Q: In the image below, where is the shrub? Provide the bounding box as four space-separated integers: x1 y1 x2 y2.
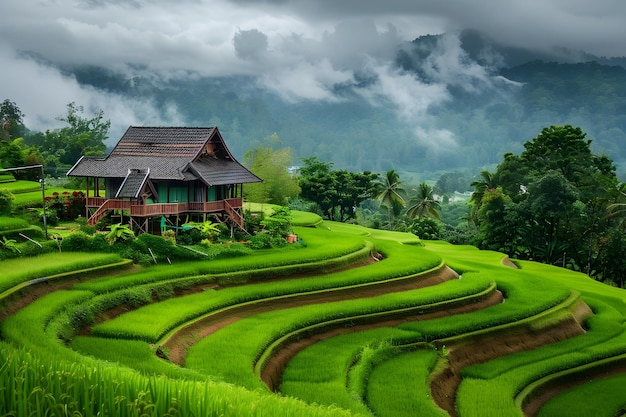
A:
410 217 442 240
162 229 176 243
105 223 135 245
69 305 94 331
126 287 153 308
17 239 58 257
79 224 97 235
0 236 20 254
42 211 59 226
0 189 14 215
62 232 111 253
249 231 287 249
213 242 253 258
244 209 265 234
0 225 44 240
261 206 293 237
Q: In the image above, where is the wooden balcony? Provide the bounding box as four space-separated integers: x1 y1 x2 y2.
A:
88 198 242 217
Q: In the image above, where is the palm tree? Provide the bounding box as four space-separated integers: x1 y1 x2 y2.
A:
606 183 626 228
374 170 406 224
406 182 441 219
470 169 497 205
469 169 497 224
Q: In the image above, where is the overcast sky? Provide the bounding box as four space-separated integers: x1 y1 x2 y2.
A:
2 0 626 140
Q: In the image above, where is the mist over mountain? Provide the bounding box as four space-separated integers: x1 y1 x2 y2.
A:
48 29 626 179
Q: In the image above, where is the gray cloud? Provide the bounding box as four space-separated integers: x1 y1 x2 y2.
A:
1 0 625 145
233 29 269 60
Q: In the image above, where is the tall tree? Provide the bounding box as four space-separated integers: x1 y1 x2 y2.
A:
469 169 497 224
520 125 615 200
374 169 406 225
472 125 619 277
606 183 626 229
39 102 109 166
0 99 26 140
298 157 378 222
406 182 441 219
524 171 580 263
475 187 521 254
243 141 300 205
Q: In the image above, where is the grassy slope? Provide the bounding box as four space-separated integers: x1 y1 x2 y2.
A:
0 220 625 416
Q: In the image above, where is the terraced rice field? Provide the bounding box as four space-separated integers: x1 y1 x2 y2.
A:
1 218 626 416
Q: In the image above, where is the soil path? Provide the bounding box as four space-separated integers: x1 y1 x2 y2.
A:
260 289 505 391
429 299 593 417
161 264 461 365
522 356 626 417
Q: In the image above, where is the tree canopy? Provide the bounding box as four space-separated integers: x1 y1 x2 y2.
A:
0 99 26 140
298 156 378 222
243 136 300 205
25 102 110 171
471 125 622 284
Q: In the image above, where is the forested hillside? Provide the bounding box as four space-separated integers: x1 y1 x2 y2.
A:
21 30 626 178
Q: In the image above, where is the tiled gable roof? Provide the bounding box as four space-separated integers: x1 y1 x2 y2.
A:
188 156 262 186
67 126 261 185
111 127 215 158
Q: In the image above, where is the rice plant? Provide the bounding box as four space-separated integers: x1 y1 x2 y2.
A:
184 274 492 388
365 348 448 417
538 373 626 417
0 252 123 295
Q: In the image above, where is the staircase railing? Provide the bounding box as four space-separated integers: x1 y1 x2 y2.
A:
87 200 132 226
224 199 247 232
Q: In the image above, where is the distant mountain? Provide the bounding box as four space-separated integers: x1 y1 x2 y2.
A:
61 30 626 180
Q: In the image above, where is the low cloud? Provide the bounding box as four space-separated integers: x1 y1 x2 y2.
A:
233 29 269 60
0 42 183 144
2 0 625 154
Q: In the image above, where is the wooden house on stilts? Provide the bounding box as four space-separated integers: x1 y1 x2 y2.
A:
67 126 262 234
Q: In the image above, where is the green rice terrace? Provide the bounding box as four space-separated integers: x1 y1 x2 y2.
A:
1 206 626 416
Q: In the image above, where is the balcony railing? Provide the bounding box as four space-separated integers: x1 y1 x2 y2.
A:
88 198 242 217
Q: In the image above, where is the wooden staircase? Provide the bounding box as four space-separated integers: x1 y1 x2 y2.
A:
87 200 131 226
224 199 248 233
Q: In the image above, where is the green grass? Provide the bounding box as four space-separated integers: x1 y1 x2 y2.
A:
517 260 626 315
283 329 414 416
291 210 323 226
2 217 626 417
244 202 322 226
91 240 442 342
70 336 209 381
0 341 363 417
538 373 626 417
0 216 30 230
455 298 626 417
0 252 123 295
184 274 492 389
366 349 448 417
1 288 365 417
0 180 41 194
74 226 372 294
